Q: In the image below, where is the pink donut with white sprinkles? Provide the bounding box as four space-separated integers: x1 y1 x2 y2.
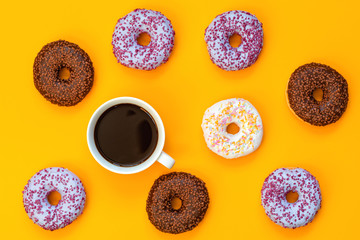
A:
23 167 86 231
112 9 175 70
201 98 263 159
204 10 263 71
261 168 322 228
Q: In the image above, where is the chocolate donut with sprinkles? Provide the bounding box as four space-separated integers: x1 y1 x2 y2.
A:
201 98 263 158
112 9 175 70
261 168 322 229
205 10 263 71
23 167 86 231
287 62 348 126
33 40 94 106
146 172 209 234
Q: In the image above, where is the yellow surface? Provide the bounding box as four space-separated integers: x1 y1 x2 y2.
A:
1 0 359 239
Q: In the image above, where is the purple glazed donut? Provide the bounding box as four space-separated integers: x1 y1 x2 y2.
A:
112 9 175 70
205 10 263 71
261 168 322 228
23 167 86 231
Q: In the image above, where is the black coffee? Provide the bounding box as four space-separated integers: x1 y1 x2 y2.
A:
94 104 158 167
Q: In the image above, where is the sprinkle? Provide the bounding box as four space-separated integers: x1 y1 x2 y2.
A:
23 167 86 231
261 168 322 228
201 98 263 158
146 172 209 234
287 63 348 126
33 40 94 106
112 9 175 70
204 10 263 71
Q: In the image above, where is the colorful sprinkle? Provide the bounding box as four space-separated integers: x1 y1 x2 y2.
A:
201 98 263 158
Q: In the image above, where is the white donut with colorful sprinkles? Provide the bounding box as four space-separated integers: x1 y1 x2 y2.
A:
205 10 263 71
23 167 86 231
261 168 322 228
112 8 175 70
201 98 263 158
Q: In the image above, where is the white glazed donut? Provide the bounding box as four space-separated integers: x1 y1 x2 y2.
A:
205 10 263 71
261 168 322 228
112 8 175 70
201 98 263 158
23 167 86 231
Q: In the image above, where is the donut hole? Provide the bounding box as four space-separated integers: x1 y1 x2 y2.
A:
171 197 182 210
137 32 151 46
47 191 61 206
58 67 71 81
313 88 324 102
229 33 242 48
286 191 299 203
226 123 240 135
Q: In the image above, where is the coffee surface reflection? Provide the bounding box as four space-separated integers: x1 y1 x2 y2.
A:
94 104 158 167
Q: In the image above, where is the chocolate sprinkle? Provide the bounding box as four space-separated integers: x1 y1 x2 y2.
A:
33 40 94 106
287 62 348 126
146 172 210 234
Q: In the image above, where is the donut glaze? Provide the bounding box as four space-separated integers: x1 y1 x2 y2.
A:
23 167 86 230
33 40 94 106
146 172 209 234
287 63 348 126
205 10 263 71
261 168 322 228
112 9 175 70
201 98 263 158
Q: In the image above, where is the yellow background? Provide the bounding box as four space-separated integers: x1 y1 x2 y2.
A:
1 0 359 239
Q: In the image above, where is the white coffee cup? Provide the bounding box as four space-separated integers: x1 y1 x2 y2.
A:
87 97 175 174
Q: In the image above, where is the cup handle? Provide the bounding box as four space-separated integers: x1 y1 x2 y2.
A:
156 152 175 169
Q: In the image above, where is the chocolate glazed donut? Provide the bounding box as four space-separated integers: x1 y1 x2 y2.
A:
287 63 348 126
146 172 209 234
33 40 94 106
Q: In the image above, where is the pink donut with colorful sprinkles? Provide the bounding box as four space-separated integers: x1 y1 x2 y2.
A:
201 98 263 159
112 8 175 70
261 168 322 229
204 10 263 71
23 167 86 231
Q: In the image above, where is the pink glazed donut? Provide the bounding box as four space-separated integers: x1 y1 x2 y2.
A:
205 10 263 71
112 8 175 70
23 167 86 230
261 168 322 228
